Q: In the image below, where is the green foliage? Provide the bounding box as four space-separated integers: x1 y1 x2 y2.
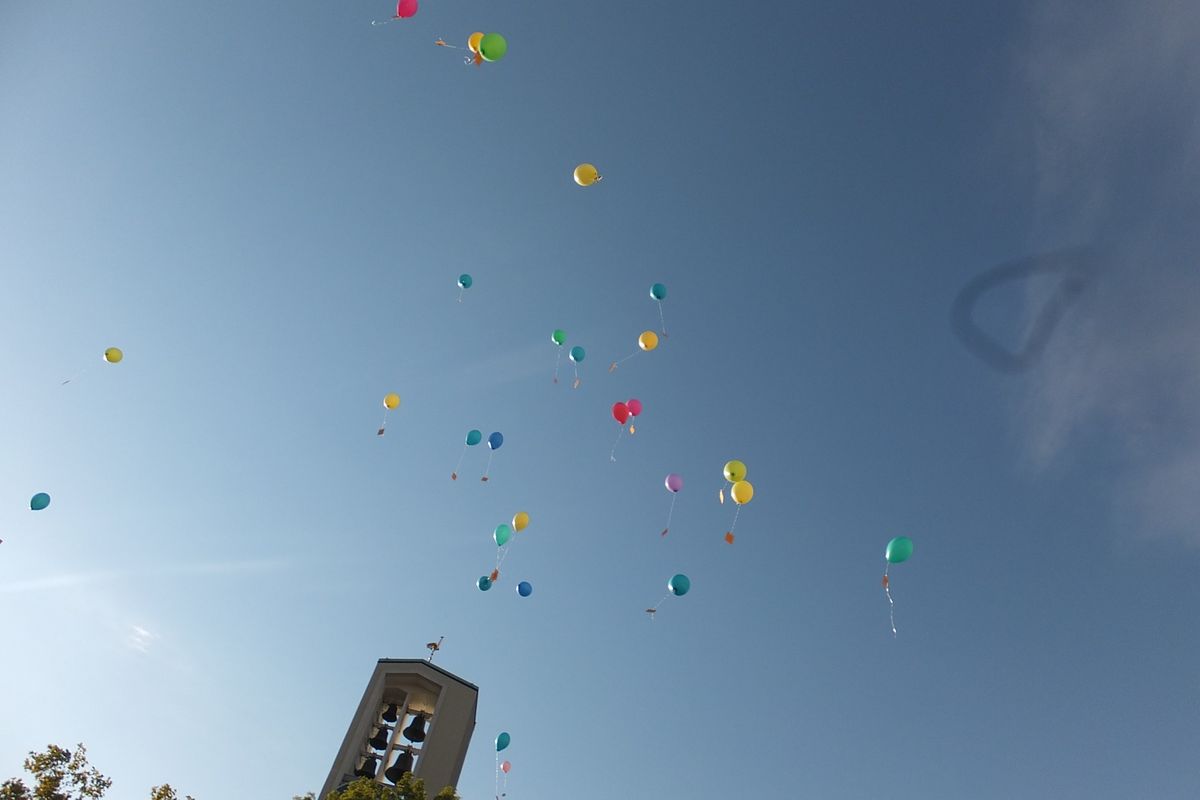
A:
323 776 459 800
0 745 193 800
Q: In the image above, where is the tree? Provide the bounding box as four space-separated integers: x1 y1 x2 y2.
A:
0 745 192 800
323 776 459 800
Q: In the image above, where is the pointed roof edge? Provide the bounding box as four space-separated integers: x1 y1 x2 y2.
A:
376 658 479 692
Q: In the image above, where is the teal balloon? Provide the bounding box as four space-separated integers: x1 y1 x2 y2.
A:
496 732 511 752
551 329 567 346
466 429 482 446
668 573 690 596
458 273 473 289
478 576 492 591
569 346 585 363
30 492 50 511
650 283 667 300
494 524 513 547
885 536 914 564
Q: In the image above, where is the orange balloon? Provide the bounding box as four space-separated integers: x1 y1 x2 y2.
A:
467 32 484 53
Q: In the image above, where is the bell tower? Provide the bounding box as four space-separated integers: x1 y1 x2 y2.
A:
320 657 478 798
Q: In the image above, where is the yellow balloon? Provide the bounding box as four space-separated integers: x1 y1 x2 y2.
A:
467 32 484 53
638 330 659 352
383 393 401 410
723 460 747 483
730 480 754 505
103 347 123 364
573 163 600 187
512 511 530 532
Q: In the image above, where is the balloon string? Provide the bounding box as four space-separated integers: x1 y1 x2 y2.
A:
60 367 89 386
495 752 500 800
451 444 466 480
662 493 677 536
610 426 624 462
729 504 741 533
884 563 896 637
657 301 668 338
647 593 669 619
377 410 389 436
457 287 465 303
372 17 399 26
572 364 581 389
553 349 562 384
608 353 636 373
481 450 495 481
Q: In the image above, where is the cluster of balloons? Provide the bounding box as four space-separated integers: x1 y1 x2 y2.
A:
719 460 754 543
573 163 601 186
478 511 531 590
550 328 585 387
882 536 914 637
610 398 644 460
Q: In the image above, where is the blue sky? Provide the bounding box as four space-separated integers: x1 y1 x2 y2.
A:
2 1 1199 798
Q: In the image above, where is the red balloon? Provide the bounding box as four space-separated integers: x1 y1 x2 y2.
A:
627 398 643 417
396 0 418 18
612 402 630 424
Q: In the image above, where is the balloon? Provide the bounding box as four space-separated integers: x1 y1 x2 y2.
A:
496 732 511 752
730 480 754 505
552 329 566 346
885 536 914 564
458 273 473 289
500 760 512 774
467 31 484 53
512 511 530 532
383 393 400 410
665 473 683 493
494 524 513 547
30 492 50 511
668 574 691 596
488 432 504 450
466 429 483 446
396 0 418 18
612 402 630 425
103 347 123 364
627 398 643 417
569 346 585 363
723 460 747 483
573 163 600 186
517 581 532 597
650 283 667 301
478 575 492 591
638 330 659 351
479 33 507 62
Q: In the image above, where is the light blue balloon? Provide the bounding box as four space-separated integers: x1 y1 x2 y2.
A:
488 431 504 450
517 581 533 597
494 524 513 547
569 346 586 363
478 576 492 591
466 429 482 446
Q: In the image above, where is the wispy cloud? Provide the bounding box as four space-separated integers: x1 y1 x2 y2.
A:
0 556 293 594
125 624 157 653
1014 0 1200 544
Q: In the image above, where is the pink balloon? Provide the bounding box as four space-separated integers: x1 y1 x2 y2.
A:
665 473 683 493
396 0 418 18
500 760 512 774
612 402 630 425
627 398 643 417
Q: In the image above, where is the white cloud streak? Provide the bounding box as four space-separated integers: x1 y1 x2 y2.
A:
0 556 292 594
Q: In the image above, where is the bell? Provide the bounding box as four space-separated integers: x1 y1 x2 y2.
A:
368 725 390 751
355 755 379 779
384 748 414 784
382 704 399 723
402 712 427 743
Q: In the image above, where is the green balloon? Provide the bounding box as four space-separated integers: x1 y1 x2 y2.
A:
551 329 567 346
885 536 913 564
466 429 482 446
494 524 513 547
479 33 508 62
